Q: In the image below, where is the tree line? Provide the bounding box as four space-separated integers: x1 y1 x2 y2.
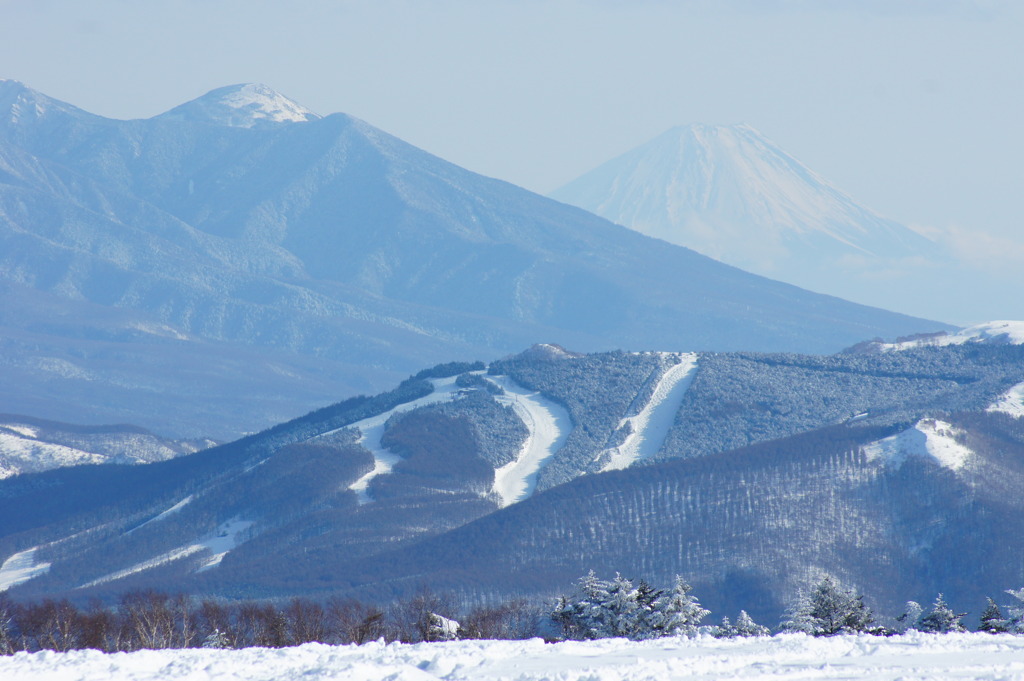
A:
5 572 1024 654
0 588 542 654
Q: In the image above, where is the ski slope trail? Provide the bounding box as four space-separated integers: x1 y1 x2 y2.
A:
346 376 462 504
602 353 698 471
79 519 255 588
0 547 50 591
487 375 572 507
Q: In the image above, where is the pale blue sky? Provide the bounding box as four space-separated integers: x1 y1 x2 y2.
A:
2 0 1021 323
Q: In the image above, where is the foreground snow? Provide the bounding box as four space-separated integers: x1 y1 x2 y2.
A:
5 633 1024 680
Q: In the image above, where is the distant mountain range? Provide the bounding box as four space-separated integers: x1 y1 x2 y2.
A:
0 81 949 439
550 124 946 317
2 333 1022 623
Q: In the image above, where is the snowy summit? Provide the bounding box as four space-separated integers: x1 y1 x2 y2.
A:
156 83 321 128
552 124 932 267
550 123 942 316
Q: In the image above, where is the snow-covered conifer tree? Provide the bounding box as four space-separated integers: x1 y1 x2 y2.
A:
916 594 966 633
895 601 923 634
714 610 770 638
712 616 735 638
733 610 770 637
552 571 614 640
644 575 709 638
782 576 873 636
979 597 1009 634
1003 589 1024 633
780 590 814 634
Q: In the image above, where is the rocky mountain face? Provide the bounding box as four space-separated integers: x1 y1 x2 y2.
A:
550 124 945 317
0 81 948 439
2 335 1022 623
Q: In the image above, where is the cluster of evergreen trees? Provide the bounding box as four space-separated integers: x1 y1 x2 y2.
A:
781 577 1024 636
555 572 1024 640
552 572 764 641
552 572 712 640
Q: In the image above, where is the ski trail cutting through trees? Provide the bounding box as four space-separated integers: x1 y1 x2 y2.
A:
988 380 1024 418
79 519 255 588
487 375 572 508
602 353 698 472
347 376 462 505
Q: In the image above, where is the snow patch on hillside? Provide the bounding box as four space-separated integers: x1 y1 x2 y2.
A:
989 381 1024 418
345 376 464 505
0 547 50 591
863 419 972 471
5 632 1024 680
487 375 572 507
602 353 697 471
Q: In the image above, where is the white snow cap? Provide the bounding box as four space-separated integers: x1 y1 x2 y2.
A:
156 84 321 128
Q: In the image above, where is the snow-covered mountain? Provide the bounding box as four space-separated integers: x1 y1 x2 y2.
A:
0 81 949 438
550 124 942 314
3 341 1022 623
0 415 214 479
156 83 322 127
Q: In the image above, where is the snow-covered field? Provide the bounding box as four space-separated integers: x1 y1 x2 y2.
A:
5 632 1024 680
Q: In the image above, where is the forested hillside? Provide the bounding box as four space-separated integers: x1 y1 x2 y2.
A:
1 342 1022 624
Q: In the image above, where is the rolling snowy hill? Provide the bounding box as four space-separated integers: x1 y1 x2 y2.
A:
0 81 948 438
550 124 945 317
0 415 214 479
2 335 1022 623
